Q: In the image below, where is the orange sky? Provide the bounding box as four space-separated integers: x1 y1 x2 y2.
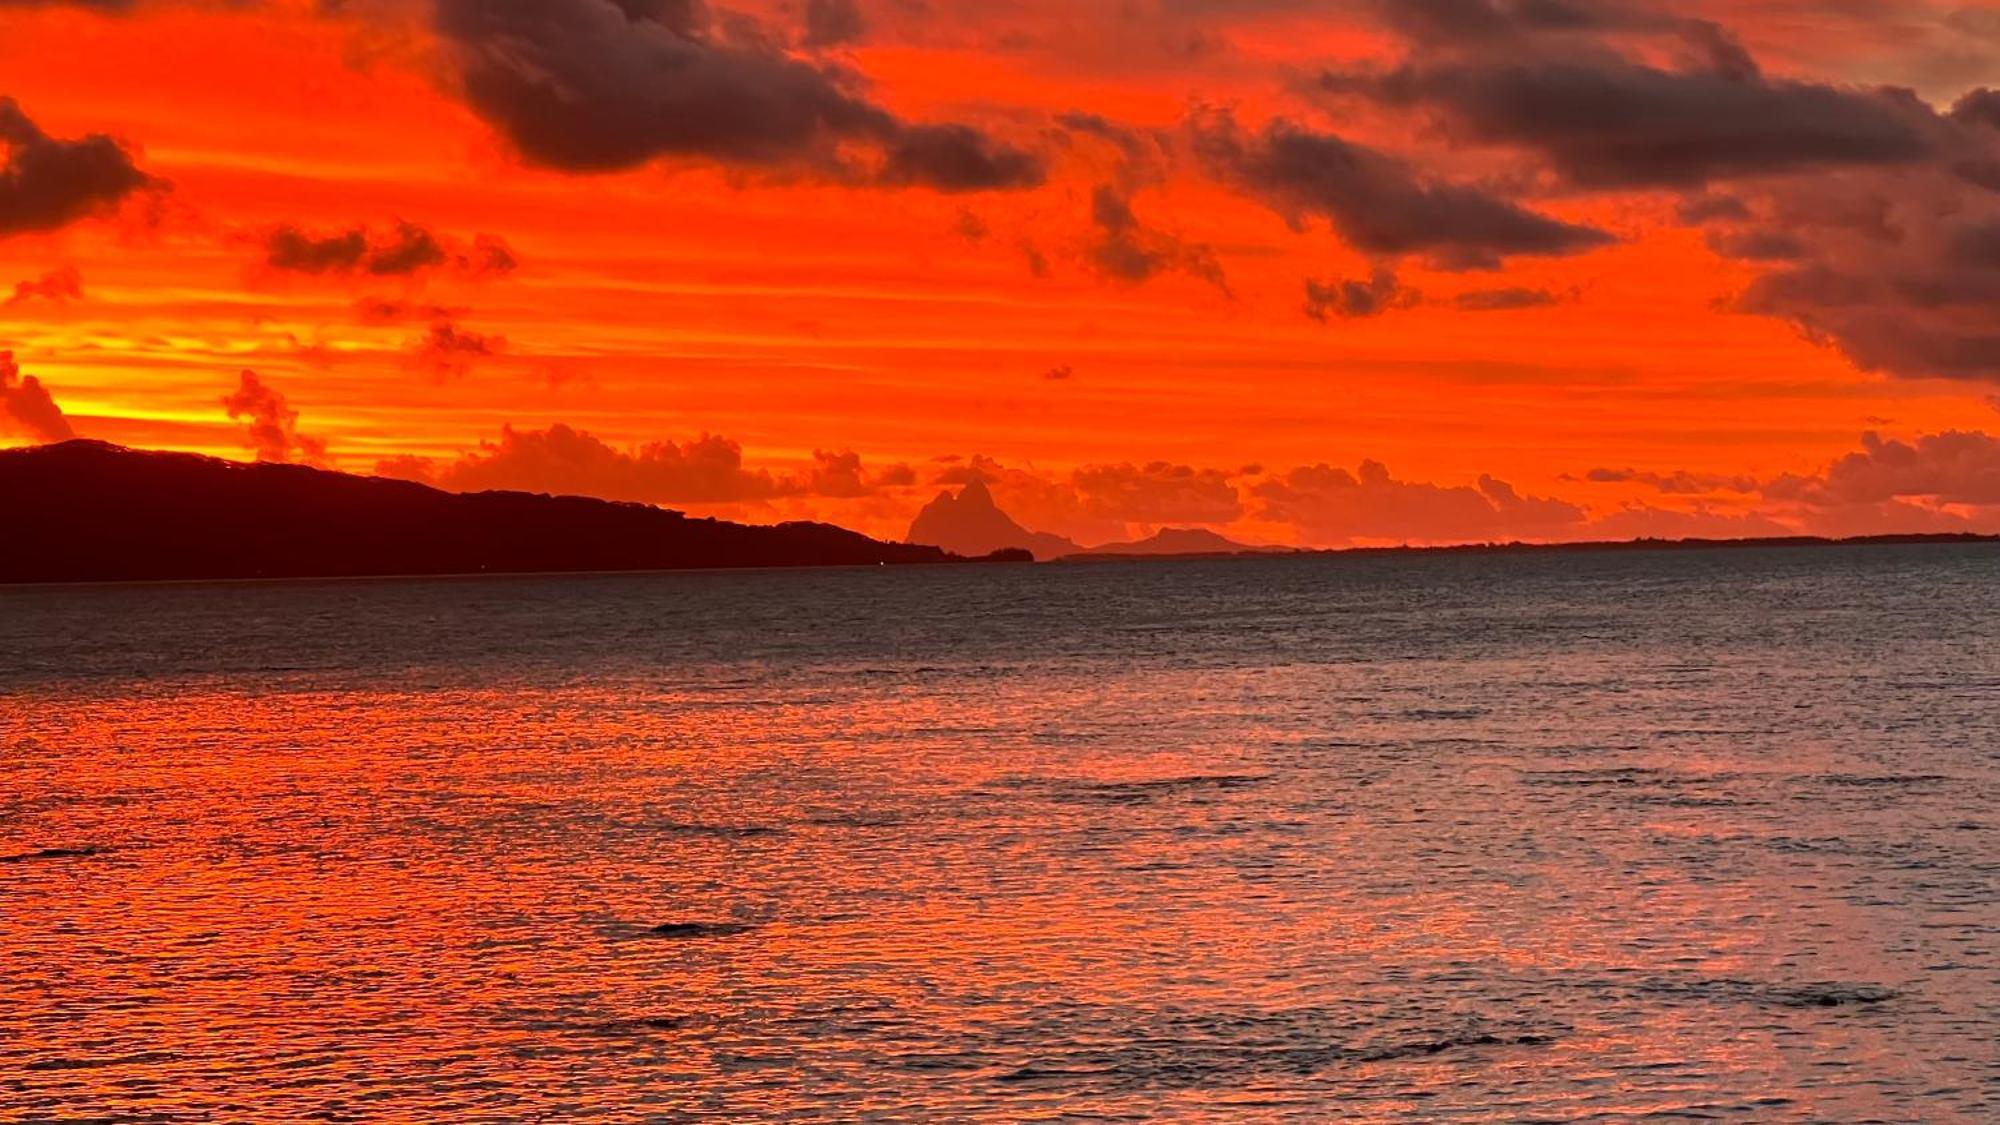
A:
3 0 1999 545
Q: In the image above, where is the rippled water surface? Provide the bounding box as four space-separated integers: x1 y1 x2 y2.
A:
4 546 1999 1120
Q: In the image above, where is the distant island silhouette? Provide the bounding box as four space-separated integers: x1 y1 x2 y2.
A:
906 480 1994 563
1078 526 1295 559
907 479 1277 559
0 441 1025 584
907 478 1087 559
4 442 1991 584
1060 533 1999 562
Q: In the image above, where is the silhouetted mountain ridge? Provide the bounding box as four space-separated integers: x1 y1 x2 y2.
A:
906 480 1998 562
906 478 1083 559
1076 527 1286 557
0 440 1005 583
907 480 1271 559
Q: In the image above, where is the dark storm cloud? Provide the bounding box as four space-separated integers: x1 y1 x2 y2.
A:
1453 286 1562 311
266 226 367 273
1954 157 2000 193
1952 88 2000 131
879 124 1046 191
1301 276 1565 318
802 0 864 47
606 0 708 35
1057 109 1170 201
1950 219 2000 268
1704 228 1807 262
1368 0 1638 44
363 222 449 275
1677 193 1751 223
432 0 1041 191
262 222 517 278
1581 466 1757 494
1191 112 1612 269
0 98 156 237
1084 183 1227 290
1056 111 1140 147
1733 257 2000 382
410 318 504 381
1326 55 1936 190
1323 5 1937 190
1055 111 1156 170
434 0 887 171
1302 269 1415 320
1315 4 2000 382
1698 112 2000 383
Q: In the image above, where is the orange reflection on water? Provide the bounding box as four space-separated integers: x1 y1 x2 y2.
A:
5 560 1997 1119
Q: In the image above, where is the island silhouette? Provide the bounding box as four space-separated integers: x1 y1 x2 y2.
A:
904 479 1995 562
0 441 1025 583
906 479 1278 559
3 441 1991 584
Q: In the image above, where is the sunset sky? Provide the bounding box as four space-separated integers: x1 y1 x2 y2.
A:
4 0 2000 545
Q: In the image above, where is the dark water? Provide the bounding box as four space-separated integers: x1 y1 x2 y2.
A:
3 546 1998 1120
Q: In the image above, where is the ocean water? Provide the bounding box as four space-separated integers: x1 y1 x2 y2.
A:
3 546 1997 1121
